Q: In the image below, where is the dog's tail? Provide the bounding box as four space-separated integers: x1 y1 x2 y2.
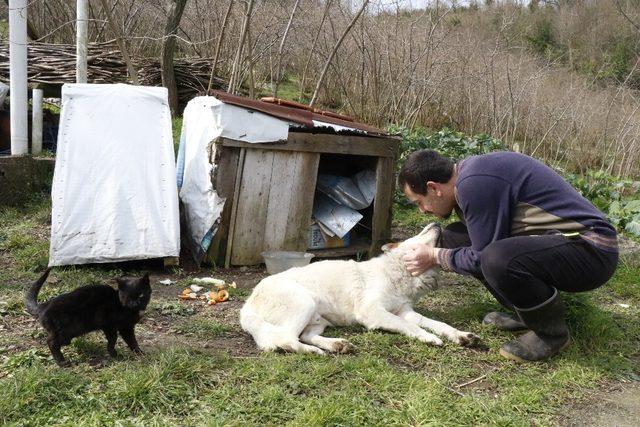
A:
24 267 52 317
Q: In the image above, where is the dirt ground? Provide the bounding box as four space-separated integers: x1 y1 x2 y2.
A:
561 382 640 427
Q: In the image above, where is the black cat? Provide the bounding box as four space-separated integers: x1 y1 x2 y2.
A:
25 267 152 366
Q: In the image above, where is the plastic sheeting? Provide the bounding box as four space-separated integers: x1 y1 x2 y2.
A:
312 192 363 239
316 170 376 210
177 96 290 264
49 84 180 266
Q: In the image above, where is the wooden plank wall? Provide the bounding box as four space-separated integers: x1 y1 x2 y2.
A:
230 149 275 265
263 151 320 252
204 143 241 266
230 149 320 265
369 156 397 256
221 133 397 158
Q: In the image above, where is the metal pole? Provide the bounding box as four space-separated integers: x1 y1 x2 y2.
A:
8 0 28 155
76 0 88 83
32 88 43 154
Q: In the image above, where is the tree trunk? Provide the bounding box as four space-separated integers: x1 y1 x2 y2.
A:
3 0 38 40
273 0 301 98
207 0 234 92
161 0 187 115
228 0 255 94
299 0 332 102
98 0 138 84
309 0 369 107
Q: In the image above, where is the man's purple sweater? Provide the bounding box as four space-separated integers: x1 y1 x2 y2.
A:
436 152 618 277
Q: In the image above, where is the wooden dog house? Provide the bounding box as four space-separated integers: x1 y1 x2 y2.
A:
201 92 401 267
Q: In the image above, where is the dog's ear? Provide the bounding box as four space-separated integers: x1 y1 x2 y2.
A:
418 224 434 236
381 242 399 253
421 275 439 291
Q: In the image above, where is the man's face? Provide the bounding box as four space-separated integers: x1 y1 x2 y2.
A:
403 183 454 219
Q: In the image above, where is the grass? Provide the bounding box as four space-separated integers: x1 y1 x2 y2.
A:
176 317 233 339
1 191 639 425
172 116 183 157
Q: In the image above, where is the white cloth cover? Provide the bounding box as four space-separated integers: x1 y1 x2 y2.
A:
177 96 289 263
49 84 180 266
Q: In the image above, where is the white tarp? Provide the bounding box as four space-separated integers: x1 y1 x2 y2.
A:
49 84 180 266
177 96 289 263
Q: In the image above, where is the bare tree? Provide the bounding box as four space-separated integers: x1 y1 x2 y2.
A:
228 0 255 94
299 0 332 101
272 0 301 98
3 0 39 40
309 0 370 107
161 0 188 115
98 0 139 84
207 0 235 92
614 0 640 32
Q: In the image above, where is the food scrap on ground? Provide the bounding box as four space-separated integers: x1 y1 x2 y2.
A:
177 278 235 306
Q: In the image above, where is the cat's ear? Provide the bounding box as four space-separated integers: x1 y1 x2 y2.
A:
141 272 150 283
115 278 127 289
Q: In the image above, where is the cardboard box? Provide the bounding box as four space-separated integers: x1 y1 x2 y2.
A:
308 223 350 249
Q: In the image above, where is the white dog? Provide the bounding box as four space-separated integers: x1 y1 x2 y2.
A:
240 223 481 354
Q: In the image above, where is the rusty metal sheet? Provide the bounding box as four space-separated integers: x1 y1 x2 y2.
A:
210 90 387 136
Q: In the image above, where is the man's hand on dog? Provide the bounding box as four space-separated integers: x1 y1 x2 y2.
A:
402 243 439 276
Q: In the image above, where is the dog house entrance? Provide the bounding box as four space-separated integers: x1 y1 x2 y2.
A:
308 153 377 257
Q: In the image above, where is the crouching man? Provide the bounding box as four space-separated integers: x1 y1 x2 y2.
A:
398 149 618 362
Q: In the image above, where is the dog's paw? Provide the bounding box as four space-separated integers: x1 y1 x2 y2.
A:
456 331 483 348
419 333 443 346
55 359 72 368
332 339 356 354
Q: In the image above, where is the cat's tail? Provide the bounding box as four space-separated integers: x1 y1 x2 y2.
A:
24 267 52 317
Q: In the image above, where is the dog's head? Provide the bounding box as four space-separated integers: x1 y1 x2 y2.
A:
381 222 441 255
380 223 441 290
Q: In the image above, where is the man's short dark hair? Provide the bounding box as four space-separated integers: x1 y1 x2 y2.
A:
398 149 455 195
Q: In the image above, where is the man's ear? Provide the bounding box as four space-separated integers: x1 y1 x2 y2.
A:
381 242 398 253
427 181 444 197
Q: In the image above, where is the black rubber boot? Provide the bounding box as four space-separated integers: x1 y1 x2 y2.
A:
482 311 527 331
499 289 570 362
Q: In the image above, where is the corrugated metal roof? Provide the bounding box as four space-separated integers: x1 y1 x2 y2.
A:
210 90 387 136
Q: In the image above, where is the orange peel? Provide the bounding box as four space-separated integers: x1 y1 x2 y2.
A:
217 289 229 302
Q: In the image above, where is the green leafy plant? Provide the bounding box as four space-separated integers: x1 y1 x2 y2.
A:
390 126 506 163
608 199 640 236
563 170 640 237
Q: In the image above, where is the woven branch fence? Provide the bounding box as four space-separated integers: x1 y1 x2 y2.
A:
0 42 228 107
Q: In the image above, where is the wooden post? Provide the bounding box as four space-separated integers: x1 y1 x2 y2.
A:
369 156 397 256
224 147 246 268
205 143 241 267
8 0 28 155
31 88 43 154
76 0 88 83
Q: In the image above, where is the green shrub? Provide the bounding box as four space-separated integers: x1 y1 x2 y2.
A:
562 170 640 237
525 17 558 57
389 126 506 163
